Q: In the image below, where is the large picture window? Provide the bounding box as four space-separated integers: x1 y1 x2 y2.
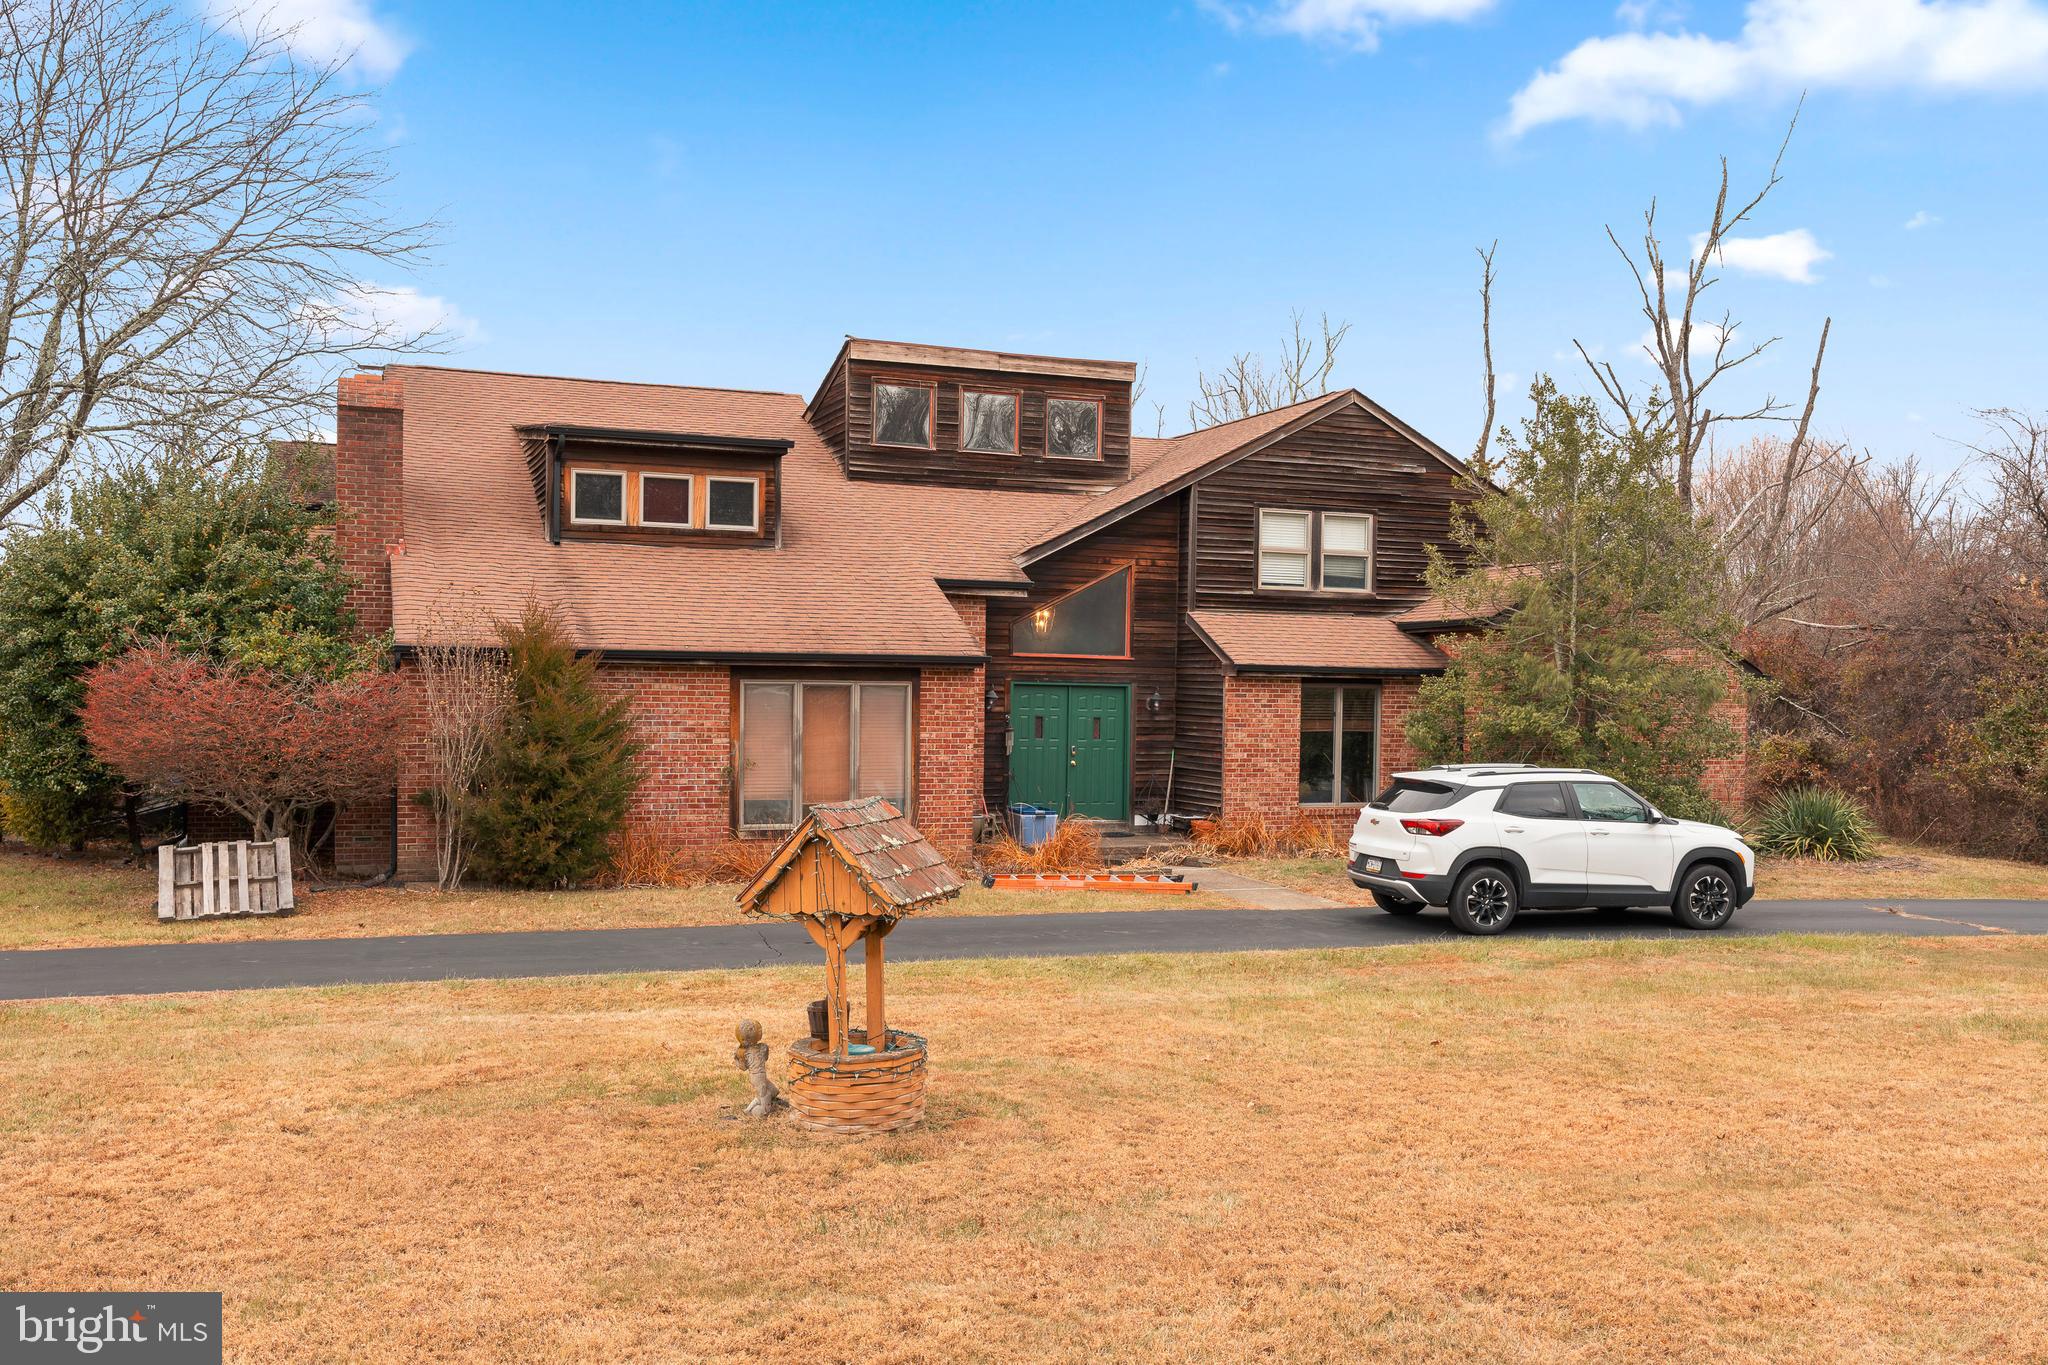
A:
1299 683 1378 805
961 390 1018 453
1011 565 1132 658
873 382 933 448
1046 397 1101 459
738 681 912 830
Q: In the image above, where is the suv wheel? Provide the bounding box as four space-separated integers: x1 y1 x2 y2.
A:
1370 891 1424 916
1672 864 1737 930
1448 867 1518 935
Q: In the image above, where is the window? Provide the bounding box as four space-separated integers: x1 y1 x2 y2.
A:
873 383 932 448
1369 778 1464 813
1322 513 1372 592
1570 782 1651 823
1299 684 1378 804
705 477 760 531
738 681 912 831
1046 397 1100 459
962 390 1018 454
569 469 626 525
1011 566 1131 657
639 473 693 528
1259 510 1312 588
1498 782 1573 820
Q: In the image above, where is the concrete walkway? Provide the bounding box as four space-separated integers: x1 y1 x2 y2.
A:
1 898 2043 1002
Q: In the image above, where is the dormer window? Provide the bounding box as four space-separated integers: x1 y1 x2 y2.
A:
1046 397 1100 459
873 382 933 448
962 390 1019 454
570 469 626 525
639 473 693 528
706 476 760 532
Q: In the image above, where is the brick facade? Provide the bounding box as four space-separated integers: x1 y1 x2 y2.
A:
1219 674 1425 830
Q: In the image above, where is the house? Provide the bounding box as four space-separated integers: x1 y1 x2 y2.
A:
325 337 1732 879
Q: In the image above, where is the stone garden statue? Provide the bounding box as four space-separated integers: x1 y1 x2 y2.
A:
733 1018 783 1118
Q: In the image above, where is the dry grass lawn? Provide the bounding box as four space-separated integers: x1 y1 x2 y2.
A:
0 845 1241 950
1233 839 2048 906
3 936 2045 1361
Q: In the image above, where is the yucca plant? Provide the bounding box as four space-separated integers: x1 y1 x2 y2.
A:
1750 786 1880 862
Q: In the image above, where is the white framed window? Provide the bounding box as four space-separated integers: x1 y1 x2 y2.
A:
639 472 694 529
1321 513 1373 592
873 382 933 448
1046 396 1101 459
962 389 1019 454
568 468 627 525
738 680 912 831
705 476 760 531
1258 509 1312 588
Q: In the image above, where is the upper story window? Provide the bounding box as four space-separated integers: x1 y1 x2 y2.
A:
1046 397 1100 459
1322 513 1373 592
1258 510 1312 588
1259 509 1375 592
565 465 764 536
962 390 1019 454
873 382 933 448
570 469 627 525
705 476 760 532
1011 565 1132 658
639 473 693 528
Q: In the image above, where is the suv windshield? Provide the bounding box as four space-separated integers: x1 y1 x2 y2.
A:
1369 778 1464 813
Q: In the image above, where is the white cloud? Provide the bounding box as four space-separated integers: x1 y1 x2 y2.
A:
1615 0 1687 28
1904 209 1941 229
1505 0 2048 136
1202 0 1497 51
1690 227 1831 282
307 283 480 348
207 0 412 80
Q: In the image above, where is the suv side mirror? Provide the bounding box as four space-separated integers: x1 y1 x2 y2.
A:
1655 812 1679 825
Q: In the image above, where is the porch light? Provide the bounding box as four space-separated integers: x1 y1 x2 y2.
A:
1148 689 1161 713
985 686 999 712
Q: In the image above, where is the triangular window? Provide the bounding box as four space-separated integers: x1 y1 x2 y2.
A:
1011 565 1131 658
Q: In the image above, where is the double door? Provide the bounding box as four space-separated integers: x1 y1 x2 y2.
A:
1008 683 1129 821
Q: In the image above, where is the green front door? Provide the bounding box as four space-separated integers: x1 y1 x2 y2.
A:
1008 683 1128 821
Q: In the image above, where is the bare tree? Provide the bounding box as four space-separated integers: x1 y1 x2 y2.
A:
1574 104 1830 516
412 595 511 890
1472 240 1498 466
1189 309 1351 428
0 0 440 525
1968 407 2048 583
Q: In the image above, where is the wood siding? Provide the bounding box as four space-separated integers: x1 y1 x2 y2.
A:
837 358 1131 492
1189 404 1465 609
983 500 1179 813
1171 611 1225 815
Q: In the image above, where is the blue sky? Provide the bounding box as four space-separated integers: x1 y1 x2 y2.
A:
289 1 2048 474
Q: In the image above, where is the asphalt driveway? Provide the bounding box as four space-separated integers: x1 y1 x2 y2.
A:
0 898 2042 1002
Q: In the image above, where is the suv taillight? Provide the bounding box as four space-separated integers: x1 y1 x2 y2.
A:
1400 817 1464 836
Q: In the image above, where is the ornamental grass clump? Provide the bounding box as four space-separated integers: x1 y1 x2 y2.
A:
1751 786 1880 862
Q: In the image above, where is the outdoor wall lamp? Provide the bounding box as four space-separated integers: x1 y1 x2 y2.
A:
985 686 999 712
1147 689 1162 713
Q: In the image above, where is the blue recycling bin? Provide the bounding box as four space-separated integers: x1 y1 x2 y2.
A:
1007 803 1058 848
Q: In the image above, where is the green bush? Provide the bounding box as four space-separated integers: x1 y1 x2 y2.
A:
465 604 641 889
1750 786 1879 861
0 783 96 850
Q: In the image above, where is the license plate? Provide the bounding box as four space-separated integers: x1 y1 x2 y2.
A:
1363 858 1382 873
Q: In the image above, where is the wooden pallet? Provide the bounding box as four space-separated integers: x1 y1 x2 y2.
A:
157 838 294 920
985 872 1196 894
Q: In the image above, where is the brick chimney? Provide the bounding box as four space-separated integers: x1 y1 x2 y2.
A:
334 371 405 638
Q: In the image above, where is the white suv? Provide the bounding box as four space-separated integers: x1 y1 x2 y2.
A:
1347 765 1755 935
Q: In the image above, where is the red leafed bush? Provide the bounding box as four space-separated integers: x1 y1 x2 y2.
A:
82 642 405 844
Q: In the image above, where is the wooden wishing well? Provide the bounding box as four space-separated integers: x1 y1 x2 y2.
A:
736 797 961 1134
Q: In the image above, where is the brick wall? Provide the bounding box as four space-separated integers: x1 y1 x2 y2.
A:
334 372 404 635
598 661 735 844
1701 667 1751 811
1220 674 1424 832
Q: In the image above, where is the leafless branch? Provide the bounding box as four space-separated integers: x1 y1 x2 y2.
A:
0 0 442 523
1189 309 1350 429
1472 240 1497 466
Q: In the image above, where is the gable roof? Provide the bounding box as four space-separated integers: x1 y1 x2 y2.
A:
1017 389 1480 566
380 362 1470 661
736 796 963 916
1188 609 1449 675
